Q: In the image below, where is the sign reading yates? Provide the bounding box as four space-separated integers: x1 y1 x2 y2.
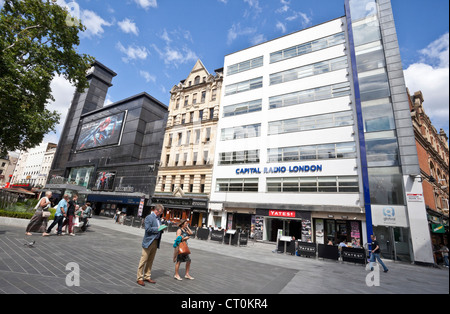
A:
235 165 323 175
269 210 296 218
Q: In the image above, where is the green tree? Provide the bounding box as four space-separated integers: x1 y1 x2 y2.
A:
0 0 94 155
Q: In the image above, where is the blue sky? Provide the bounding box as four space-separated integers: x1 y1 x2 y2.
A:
2 0 447 143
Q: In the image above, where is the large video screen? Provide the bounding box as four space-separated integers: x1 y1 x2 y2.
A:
76 112 126 151
93 171 116 191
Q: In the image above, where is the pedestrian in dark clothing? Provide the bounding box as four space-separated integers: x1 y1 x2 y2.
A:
369 234 389 273
62 195 78 236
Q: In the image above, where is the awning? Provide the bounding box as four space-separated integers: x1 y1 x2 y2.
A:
1 187 36 196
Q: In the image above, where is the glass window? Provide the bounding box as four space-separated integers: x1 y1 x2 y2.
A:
223 99 262 117
362 101 396 132
228 56 263 75
318 177 337 192
283 178 300 192
270 33 345 63
368 167 405 205
244 179 259 192
300 177 318 192
365 136 400 167
356 47 386 73
317 144 336 159
300 146 318 160
353 19 381 46
336 142 357 158
269 56 347 86
267 178 282 192
338 176 359 192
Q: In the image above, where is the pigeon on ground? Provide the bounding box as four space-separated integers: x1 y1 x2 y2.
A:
23 240 35 248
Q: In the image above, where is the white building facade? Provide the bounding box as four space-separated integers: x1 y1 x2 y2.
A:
12 142 57 188
209 0 434 265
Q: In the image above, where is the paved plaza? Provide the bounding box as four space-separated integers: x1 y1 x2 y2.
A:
0 216 448 295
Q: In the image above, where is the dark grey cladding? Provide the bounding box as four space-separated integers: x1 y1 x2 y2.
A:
48 61 168 197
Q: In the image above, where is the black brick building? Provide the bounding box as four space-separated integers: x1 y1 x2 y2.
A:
46 61 168 216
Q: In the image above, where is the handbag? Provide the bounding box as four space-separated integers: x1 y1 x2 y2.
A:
178 241 191 256
42 210 51 218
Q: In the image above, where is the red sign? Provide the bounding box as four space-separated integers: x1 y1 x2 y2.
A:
269 210 296 218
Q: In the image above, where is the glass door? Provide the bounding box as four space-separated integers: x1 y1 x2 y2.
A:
373 226 395 260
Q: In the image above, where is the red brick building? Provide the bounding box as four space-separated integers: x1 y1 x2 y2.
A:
409 89 449 261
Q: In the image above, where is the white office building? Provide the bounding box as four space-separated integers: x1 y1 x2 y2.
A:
209 0 434 265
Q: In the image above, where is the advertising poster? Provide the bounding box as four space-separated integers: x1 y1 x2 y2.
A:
93 171 116 191
76 112 126 151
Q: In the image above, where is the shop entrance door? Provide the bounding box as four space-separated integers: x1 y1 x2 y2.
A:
373 226 394 260
287 220 302 240
269 219 284 242
372 226 412 262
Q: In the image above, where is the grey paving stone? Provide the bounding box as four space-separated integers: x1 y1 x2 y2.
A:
1 217 448 296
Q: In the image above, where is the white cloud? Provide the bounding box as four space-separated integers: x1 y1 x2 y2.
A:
152 44 198 67
54 1 112 38
276 21 287 33
140 70 156 83
116 42 149 63
227 23 257 45
404 33 449 133
243 0 262 18
134 0 157 10
118 18 139 36
250 34 266 46
80 10 112 38
44 75 76 144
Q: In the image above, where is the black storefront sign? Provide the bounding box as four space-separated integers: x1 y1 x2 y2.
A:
210 230 224 243
196 228 210 241
297 242 317 257
318 244 339 260
123 216 133 226
132 217 143 228
341 247 366 264
239 233 249 246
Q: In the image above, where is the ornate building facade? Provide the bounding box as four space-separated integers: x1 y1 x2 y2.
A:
153 60 223 227
409 89 449 250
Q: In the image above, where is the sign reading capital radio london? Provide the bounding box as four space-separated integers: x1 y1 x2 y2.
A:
269 210 296 218
235 164 323 175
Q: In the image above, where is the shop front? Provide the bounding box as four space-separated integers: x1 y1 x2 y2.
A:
224 208 255 233
312 212 366 246
149 196 208 227
371 205 413 262
255 209 311 242
87 194 145 217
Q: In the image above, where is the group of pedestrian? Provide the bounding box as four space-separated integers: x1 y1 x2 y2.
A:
136 204 194 287
25 191 92 237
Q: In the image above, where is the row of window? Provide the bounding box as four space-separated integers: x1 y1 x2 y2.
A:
215 176 359 193
160 174 207 194
221 81 351 118
166 151 211 167
267 142 357 163
173 89 218 110
217 142 357 166
219 111 354 142
167 127 212 147
224 56 348 97
268 111 354 136
225 32 346 76
269 56 348 86
172 107 215 126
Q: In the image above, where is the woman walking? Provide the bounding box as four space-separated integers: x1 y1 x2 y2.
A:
26 191 52 236
173 220 194 281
